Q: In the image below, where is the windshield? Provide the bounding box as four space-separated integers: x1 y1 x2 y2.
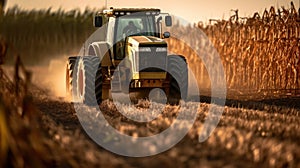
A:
115 15 156 42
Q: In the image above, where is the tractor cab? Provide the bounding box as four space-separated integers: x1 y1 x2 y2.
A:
94 8 172 60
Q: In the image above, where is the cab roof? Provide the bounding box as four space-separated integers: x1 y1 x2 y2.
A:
102 7 161 17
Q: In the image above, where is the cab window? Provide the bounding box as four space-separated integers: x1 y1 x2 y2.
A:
114 15 156 59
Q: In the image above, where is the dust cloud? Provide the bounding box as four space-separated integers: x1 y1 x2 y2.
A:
30 56 68 98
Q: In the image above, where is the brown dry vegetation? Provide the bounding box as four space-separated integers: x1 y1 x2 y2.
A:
168 2 300 98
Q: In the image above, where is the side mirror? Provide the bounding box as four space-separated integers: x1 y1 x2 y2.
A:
94 16 103 27
165 16 172 27
163 31 170 38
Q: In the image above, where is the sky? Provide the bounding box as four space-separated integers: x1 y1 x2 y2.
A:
5 0 298 23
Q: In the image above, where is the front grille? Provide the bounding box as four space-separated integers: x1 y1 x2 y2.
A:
137 47 167 72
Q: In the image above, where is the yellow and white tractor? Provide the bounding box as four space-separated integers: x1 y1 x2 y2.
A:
66 7 188 105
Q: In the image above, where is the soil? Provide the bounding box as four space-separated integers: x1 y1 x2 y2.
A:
32 87 300 168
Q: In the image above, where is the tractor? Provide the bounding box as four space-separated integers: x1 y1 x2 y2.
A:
66 7 188 105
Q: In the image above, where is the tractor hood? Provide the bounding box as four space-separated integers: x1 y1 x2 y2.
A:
126 36 168 73
127 36 167 47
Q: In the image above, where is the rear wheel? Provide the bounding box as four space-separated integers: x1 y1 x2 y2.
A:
167 55 188 104
66 57 79 100
77 56 102 106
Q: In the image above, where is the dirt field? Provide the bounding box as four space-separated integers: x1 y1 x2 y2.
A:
31 86 300 167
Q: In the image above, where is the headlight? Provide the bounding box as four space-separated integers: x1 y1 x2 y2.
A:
156 47 167 52
139 47 151 52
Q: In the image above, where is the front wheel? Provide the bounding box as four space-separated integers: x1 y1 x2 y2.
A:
77 56 102 106
167 55 188 104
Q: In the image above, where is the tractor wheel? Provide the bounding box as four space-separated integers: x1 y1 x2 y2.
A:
167 55 188 104
66 57 79 100
77 56 102 106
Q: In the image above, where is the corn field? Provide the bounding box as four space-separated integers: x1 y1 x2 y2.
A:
0 6 99 65
168 3 300 97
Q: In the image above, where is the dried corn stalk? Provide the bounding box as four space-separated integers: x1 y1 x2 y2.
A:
168 3 300 97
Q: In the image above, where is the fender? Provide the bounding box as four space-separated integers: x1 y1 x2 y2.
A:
88 42 113 67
